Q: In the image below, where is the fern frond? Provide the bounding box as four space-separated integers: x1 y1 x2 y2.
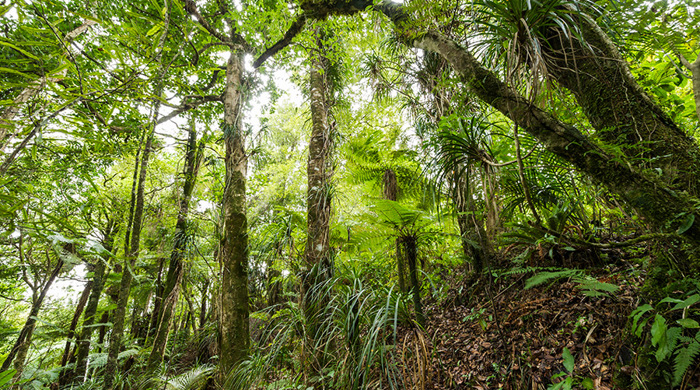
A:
573 276 619 297
165 365 215 390
673 335 700 386
524 269 581 289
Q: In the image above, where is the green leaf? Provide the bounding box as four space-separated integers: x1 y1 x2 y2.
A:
581 377 595 389
677 213 694 234
671 294 700 311
0 369 16 387
651 314 667 347
677 318 700 329
0 67 37 79
562 347 574 373
146 22 163 37
0 40 40 61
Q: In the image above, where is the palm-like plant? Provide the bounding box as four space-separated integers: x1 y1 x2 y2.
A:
470 0 599 97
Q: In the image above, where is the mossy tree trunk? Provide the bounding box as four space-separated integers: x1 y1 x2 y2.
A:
543 15 700 194
219 50 250 378
146 119 204 371
455 166 489 272
400 235 424 326
302 25 335 386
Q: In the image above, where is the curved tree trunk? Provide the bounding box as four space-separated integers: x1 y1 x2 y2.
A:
543 15 700 194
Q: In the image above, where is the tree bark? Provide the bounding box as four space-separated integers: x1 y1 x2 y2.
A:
401 235 424 326
146 256 166 342
677 51 700 121
219 49 250 376
454 166 489 272
542 14 700 194
301 25 335 384
102 126 155 390
146 119 204 371
72 257 108 382
383 169 408 292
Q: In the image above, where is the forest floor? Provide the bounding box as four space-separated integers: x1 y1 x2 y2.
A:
413 256 700 390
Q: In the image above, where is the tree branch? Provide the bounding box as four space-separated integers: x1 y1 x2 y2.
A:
183 0 232 45
253 14 307 68
157 95 222 124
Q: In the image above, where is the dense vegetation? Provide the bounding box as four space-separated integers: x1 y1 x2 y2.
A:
1 0 699 389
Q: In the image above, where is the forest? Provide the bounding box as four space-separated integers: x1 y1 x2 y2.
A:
1 0 699 388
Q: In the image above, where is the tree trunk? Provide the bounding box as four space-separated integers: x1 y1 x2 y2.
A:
0 258 63 378
219 49 250 377
678 51 700 121
146 256 166 342
147 121 204 371
542 14 700 194
102 126 156 390
56 276 93 386
454 166 489 272
383 169 409 292
301 25 335 385
72 256 108 382
199 280 208 331
401 235 424 326
482 165 500 241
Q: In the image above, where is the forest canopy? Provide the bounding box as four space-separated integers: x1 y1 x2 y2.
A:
1 0 699 389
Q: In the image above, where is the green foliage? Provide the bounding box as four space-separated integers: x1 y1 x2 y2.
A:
138 365 214 390
470 0 600 95
548 347 594 390
0 370 15 389
524 268 619 298
225 273 418 389
630 293 700 386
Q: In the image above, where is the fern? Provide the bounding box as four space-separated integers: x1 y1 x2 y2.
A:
574 276 619 297
673 333 700 386
524 269 581 289
164 365 214 390
496 265 548 277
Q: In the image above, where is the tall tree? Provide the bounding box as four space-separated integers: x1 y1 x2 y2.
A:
102 4 173 385
146 119 205 371
301 24 336 384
